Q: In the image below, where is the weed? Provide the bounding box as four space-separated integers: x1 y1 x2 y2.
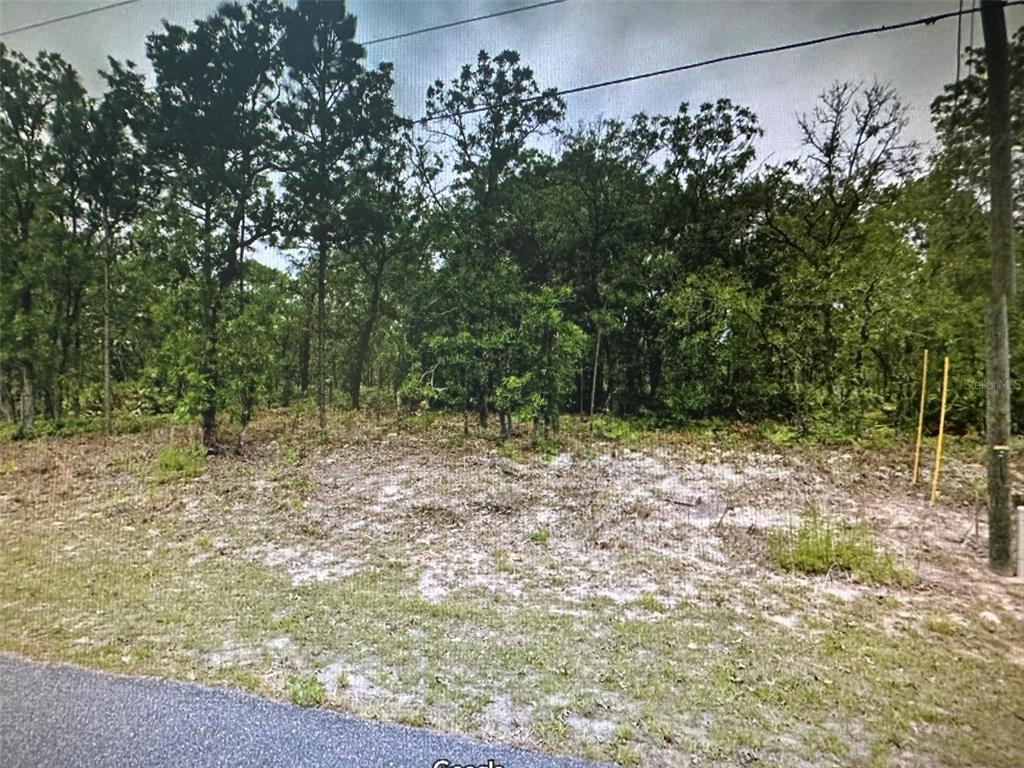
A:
634 593 664 612
287 674 326 707
394 707 427 727
589 415 645 443
528 527 550 546
155 444 205 482
758 420 797 446
611 744 640 766
767 508 911 586
924 614 958 636
534 436 561 461
497 441 523 461
493 548 512 573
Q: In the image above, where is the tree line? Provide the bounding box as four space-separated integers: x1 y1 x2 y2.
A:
1 0 1020 446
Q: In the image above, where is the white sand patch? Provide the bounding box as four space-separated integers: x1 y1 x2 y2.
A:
767 613 799 630
207 641 259 668
316 658 351 696
565 713 618 742
417 569 447 603
345 672 386 701
245 542 363 585
817 581 862 603
265 635 293 653
482 695 533 731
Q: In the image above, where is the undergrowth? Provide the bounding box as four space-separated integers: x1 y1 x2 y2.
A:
155 443 206 482
768 507 912 586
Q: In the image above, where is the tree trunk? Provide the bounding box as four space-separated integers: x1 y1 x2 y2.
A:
316 240 327 432
981 0 1015 574
0 372 15 423
590 331 601 417
298 308 311 396
200 295 219 450
16 363 34 438
103 243 113 436
348 271 383 409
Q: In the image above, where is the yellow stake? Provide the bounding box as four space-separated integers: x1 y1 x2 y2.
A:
930 356 950 505
912 348 928 484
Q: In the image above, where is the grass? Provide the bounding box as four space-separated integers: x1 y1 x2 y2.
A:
155 443 205 482
528 526 550 546
287 674 326 707
1 409 1021 767
767 507 913 586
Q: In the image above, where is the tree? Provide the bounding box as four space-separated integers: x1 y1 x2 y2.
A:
0 45 81 436
761 82 918 427
421 49 564 425
546 117 658 414
146 0 281 447
278 0 367 429
83 58 152 433
342 63 414 408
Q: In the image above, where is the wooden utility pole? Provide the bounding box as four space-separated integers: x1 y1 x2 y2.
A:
981 0 1015 573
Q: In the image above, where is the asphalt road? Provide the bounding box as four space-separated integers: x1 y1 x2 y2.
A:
0 655 604 768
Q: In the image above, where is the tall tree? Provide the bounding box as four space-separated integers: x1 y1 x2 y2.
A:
83 58 152 434
278 0 367 430
343 63 413 408
422 50 564 425
146 0 281 447
0 45 80 436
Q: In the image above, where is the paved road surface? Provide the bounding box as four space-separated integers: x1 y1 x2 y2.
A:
0 655 604 768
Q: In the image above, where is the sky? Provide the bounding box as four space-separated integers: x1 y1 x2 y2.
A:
2 0 1022 271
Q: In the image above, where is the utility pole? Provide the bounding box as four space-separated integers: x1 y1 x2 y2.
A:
980 0 1015 574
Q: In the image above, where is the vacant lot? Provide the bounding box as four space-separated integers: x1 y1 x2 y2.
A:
1 410 1021 767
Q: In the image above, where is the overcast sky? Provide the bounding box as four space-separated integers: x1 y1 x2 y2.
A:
2 0 1022 270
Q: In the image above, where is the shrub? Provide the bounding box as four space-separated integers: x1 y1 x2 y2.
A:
155 443 205 482
758 420 797 446
287 674 326 707
589 415 646 443
767 508 911 586
528 526 550 546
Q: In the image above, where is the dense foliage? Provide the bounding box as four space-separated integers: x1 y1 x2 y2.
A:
1 3 1020 445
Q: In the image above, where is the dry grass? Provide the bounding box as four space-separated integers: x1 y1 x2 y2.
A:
1 407 1022 767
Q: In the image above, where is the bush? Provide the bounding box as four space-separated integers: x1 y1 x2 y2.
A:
767 508 911 586
589 415 647 443
528 526 550 546
287 674 326 707
155 443 205 481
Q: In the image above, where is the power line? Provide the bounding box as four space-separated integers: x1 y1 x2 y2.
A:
360 0 569 46
956 0 965 88
0 0 569 41
419 1 1024 124
0 0 144 37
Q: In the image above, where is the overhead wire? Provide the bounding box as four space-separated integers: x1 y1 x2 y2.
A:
359 0 569 46
0 0 144 37
417 1 1023 124
0 0 570 41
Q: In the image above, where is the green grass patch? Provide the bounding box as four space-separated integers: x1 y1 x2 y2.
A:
587 415 648 443
287 674 326 707
528 526 550 546
155 443 205 482
768 509 912 586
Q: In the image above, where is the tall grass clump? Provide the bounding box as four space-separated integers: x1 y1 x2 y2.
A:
768 507 911 586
